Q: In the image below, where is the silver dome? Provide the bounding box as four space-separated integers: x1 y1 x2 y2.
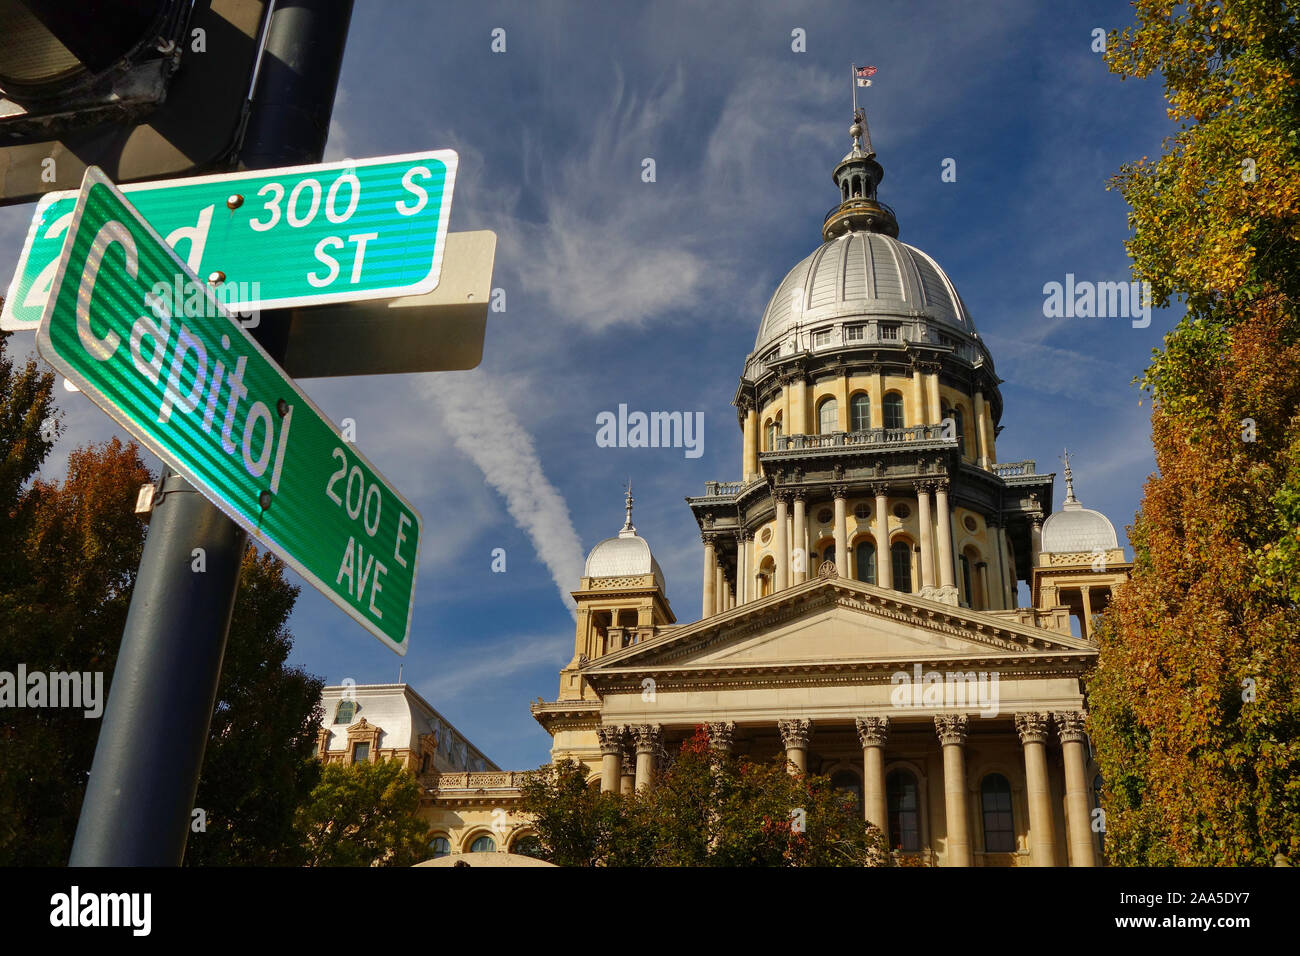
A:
753 232 976 354
1040 503 1118 554
584 531 666 591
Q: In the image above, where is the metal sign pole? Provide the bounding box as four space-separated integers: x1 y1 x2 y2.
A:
69 0 355 866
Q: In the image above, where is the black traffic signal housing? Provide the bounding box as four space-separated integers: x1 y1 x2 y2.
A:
0 0 268 205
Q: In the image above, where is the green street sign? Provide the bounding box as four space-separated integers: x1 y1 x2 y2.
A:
5 150 457 330
36 168 421 655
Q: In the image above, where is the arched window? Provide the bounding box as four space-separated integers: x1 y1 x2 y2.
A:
981 774 1016 852
855 540 876 585
764 419 776 451
820 545 835 574
883 392 905 430
830 770 863 818
470 834 497 853
818 398 838 435
891 541 912 593
886 769 921 851
850 393 871 432
333 699 356 724
952 406 966 456
959 553 973 607
429 836 451 859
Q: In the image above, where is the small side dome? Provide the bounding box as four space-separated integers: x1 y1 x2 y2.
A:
583 487 667 591
1041 454 1119 553
1041 507 1118 554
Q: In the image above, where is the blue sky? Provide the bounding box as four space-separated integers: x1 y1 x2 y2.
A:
0 0 1175 771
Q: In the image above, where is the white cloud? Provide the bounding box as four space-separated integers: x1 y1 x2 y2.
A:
416 370 585 614
421 633 568 704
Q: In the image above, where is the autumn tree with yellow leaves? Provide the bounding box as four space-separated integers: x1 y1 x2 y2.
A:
1087 1 1300 865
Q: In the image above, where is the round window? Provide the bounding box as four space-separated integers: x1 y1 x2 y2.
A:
893 503 911 520
760 527 772 544
817 508 833 524
963 515 978 532
854 503 870 520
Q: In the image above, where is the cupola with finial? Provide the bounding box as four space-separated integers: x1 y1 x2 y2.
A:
822 106 899 241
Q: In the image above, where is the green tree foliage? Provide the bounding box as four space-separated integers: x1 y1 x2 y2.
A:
295 758 432 867
1087 2 1300 865
519 728 891 867
0 330 323 865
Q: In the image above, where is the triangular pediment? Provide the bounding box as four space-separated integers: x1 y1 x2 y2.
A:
584 576 1094 678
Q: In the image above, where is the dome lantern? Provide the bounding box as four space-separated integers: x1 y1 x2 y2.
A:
823 107 898 241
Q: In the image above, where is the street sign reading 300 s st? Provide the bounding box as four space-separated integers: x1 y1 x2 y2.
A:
36 168 421 655
4 150 457 330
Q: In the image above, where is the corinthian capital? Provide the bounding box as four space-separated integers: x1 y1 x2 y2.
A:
597 724 626 755
778 718 813 750
1054 711 1088 744
855 716 890 748
706 721 737 753
631 723 662 755
934 713 968 746
1015 712 1052 745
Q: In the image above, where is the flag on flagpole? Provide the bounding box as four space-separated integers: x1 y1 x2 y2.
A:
856 65 877 87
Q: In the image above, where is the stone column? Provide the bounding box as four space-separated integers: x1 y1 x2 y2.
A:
715 564 725 615
915 481 935 590
735 532 747 605
706 721 736 754
924 365 941 427
1081 586 1094 640
792 493 807 584
741 399 757 480
632 724 662 791
935 714 972 866
832 485 849 576
597 725 624 793
702 533 717 619
934 479 955 593
1016 713 1058 867
791 370 808 435
869 366 884 428
620 748 635 796
774 492 790 591
856 716 890 830
973 390 988 467
837 369 851 431
910 365 926 427
981 399 996 465
872 483 892 589
1030 512 1043 569
1056 712 1097 867
778 718 812 775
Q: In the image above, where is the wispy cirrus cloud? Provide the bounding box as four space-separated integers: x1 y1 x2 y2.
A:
416 370 585 614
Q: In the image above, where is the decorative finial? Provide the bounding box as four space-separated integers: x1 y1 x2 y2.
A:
620 479 636 536
1061 449 1078 505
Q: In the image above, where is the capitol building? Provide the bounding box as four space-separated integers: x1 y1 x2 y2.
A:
319 111 1131 866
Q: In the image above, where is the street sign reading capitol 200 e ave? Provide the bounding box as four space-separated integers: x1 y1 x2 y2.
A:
3 150 457 330
36 169 421 655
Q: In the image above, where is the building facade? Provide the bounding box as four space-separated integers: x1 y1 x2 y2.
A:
350 111 1130 865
